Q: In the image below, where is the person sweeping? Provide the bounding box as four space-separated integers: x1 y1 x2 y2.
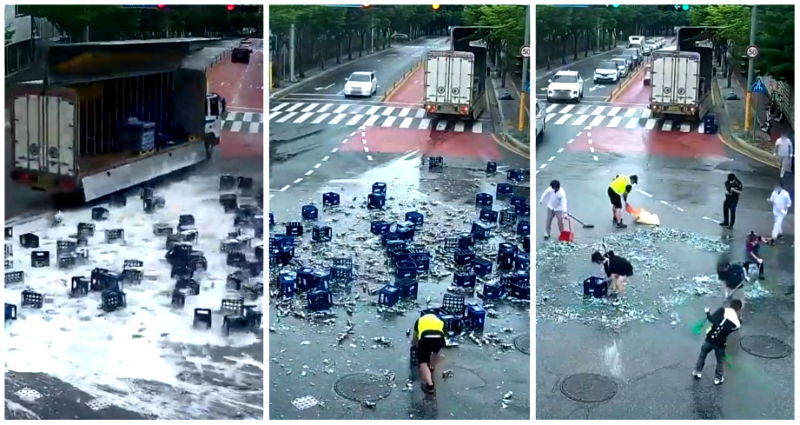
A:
607 174 638 229
692 300 742 385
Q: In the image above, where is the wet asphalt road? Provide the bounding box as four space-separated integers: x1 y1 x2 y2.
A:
534 52 794 419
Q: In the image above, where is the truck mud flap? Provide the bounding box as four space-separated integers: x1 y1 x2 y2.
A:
81 143 207 201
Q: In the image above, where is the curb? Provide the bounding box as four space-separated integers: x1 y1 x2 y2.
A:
382 59 423 102
270 129 323 143
486 75 530 157
269 44 394 99
492 133 529 160
503 132 531 157
608 65 643 103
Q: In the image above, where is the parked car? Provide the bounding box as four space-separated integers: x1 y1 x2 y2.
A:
619 54 635 72
622 48 642 66
536 101 545 142
610 57 629 78
546 70 584 102
594 60 619 84
344 71 378 97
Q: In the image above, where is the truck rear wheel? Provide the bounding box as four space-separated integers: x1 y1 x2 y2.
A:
53 190 85 209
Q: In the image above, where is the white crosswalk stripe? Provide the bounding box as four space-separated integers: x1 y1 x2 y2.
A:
318 103 333 113
248 122 259 133
301 103 319 112
560 105 575 114
286 103 304 112
625 117 639 128
231 121 243 132
454 121 465 132
400 117 413 129
312 113 331 124
608 106 621 116
415 109 426 118
472 121 482 133
572 115 590 126
591 106 606 115
294 112 314 124
661 120 673 131
640 109 651 119
276 111 298 123
346 114 364 126
554 114 572 125
334 104 349 113
273 103 289 111
546 104 559 113
589 115 605 127
624 107 637 117
541 103 704 133
243 112 253 121
546 113 558 123
607 116 623 128
366 106 380 115
381 106 396 116
680 123 691 133
644 118 657 130
381 116 397 127
329 113 347 125
269 111 283 121
364 115 381 127
435 120 448 131
399 107 411 117
418 118 431 130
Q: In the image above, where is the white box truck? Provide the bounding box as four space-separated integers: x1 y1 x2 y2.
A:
648 50 710 120
423 49 486 121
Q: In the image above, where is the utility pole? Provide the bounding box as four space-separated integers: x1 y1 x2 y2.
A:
744 5 757 131
289 23 296 83
517 5 530 132
596 18 600 53
371 17 375 53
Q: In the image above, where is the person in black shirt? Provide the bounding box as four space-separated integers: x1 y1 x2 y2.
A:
720 173 742 228
591 250 634 297
692 300 742 385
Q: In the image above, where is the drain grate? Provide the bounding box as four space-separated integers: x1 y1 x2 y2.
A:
560 373 618 403
86 399 111 411
15 388 42 403
334 373 393 402
740 335 793 359
514 334 530 355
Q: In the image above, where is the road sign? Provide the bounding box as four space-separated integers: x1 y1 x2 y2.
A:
751 79 767 94
746 44 759 59
520 45 530 58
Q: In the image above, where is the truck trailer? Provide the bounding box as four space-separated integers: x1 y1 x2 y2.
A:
648 50 710 120
10 38 225 202
423 47 487 121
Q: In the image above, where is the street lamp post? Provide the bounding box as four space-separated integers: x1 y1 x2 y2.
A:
744 5 757 131
517 5 530 132
289 23 296 83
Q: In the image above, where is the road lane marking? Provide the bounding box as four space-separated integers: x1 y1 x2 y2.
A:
305 170 314 176
294 112 314 124
576 132 582 137
567 138 574 144
472 121 483 133
680 123 691 132
366 106 381 115
661 120 673 131
572 115 590 126
293 178 303 184
268 112 283 121
554 114 572 125
249 122 259 133
418 118 431 129
560 105 575 114
363 146 369 152
329 114 347 125
243 112 253 121
341 138 349 144
311 113 331 124
546 104 559 113
539 163 547 169
322 156 330 161
589 115 605 127
625 117 639 128
318 103 333 113
591 106 606 115
273 103 289 111
334 104 350 113
286 103 304 112
636 189 653 197
364 115 381 127
331 147 339 153
399 107 411 117
608 106 621 116
698 124 705 134
414 109 426 118
314 163 321 169
640 109 651 119
301 103 319 112
361 139 366 144
644 118 657 130
381 106 396 116
231 121 243 132
280 185 290 191
454 122 465 132
607 116 622 128
593 155 598 161
576 105 591 114
589 146 595 152
367 155 373 161
435 120 448 131
702 216 721 223
381 116 397 127
548 155 555 162
346 114 364 126
557 147 564 153
400 117 413 128
623 107 637 117
546 113 559 123
275 112 297 123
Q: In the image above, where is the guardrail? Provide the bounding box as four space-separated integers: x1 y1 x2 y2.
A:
607 61 645 101
383 58 424 99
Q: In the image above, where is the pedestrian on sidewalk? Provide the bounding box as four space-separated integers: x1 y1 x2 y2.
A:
539 180 567 240
411 314 446 394
743 231 767 280
591 250 633 299
767 182 792 240
607 174 638 229
775 133 793 181
720 173 742 229
692 300 742 385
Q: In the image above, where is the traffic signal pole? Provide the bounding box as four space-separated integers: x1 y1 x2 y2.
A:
517 5 530 132
744 5 757 131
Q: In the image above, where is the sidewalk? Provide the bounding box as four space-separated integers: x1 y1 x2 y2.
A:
488 67 530 154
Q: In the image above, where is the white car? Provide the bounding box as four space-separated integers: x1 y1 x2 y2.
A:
594 60 619 84
344 71 377 97
546 70 583 103
535 101 545 142
610 58 629 77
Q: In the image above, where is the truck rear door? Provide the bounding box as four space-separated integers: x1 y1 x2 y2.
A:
425 52 473 106
650 52 699 107
13 92 76 177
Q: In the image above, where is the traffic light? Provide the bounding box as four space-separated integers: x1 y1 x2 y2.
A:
227 4 235 11
157 4 166 8
361 4 371 8
432 4 440 10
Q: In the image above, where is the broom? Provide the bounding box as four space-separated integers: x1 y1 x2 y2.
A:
566 212 594 228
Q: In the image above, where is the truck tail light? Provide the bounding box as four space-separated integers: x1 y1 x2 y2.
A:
459 105 469 115
58 178 76 192
426 104 436 113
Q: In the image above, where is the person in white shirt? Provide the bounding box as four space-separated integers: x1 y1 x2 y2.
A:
767 182 792 240
539 180 567 240
774 133 794 180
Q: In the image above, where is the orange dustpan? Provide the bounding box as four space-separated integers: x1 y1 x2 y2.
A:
626 203 641 216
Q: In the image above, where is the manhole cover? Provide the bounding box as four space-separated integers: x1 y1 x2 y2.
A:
514 334 530 355
334 373 393 402
560 373 618 403
740 335 793 359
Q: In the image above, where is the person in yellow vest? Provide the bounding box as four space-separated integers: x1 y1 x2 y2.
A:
608 174 638 228
412 313 447 393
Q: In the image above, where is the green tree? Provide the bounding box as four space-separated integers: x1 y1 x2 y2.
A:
464 5 525 87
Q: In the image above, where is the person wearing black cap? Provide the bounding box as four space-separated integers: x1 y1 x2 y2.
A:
720 173 742 229
607 174 638 229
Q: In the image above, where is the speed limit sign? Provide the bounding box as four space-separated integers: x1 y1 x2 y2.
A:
746 44 759 58
520 45 531 58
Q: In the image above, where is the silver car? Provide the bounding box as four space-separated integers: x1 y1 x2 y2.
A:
610 57 629 77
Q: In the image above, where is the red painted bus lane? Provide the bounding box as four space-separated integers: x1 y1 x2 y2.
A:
341 126 501 160
568 126 727 159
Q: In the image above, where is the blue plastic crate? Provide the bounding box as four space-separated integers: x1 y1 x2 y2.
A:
439 313 462 336
101 290 127 312
498 243 517 270
410 252 430 273
312 225 333 242
517 220 530 236
377 284 400 307
405 212 424 229
471 221 494 240
372 182 387 195
472 257 492 276
453 270 477 288
311 270 331 290
499 208 517 227
323 192 340 207
482 281 504 299
269 212 275 227
5 303 17 321
479 208 498 223
443 293 466 315
371 220 390 235
507 168 524 183
302 205 319 220
499 274 515 289
382 233 405 248
522 235 530 253
279 272 296 298
307 288 333 312
396 278 418 299
71 276 90 297
475 193 493 208
193 308 213 329
458 233 473 249
368 193 385 209
515 202 530 217
428 156 444 171
395 260 417 279
515 252 530 271
396 221 415 241
286 222 304 236
485 161 497 174
465 303 486 331
454 249 475 266
496 183 514 198
296 267 315 292
510 276 530 300
21 290 43 308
